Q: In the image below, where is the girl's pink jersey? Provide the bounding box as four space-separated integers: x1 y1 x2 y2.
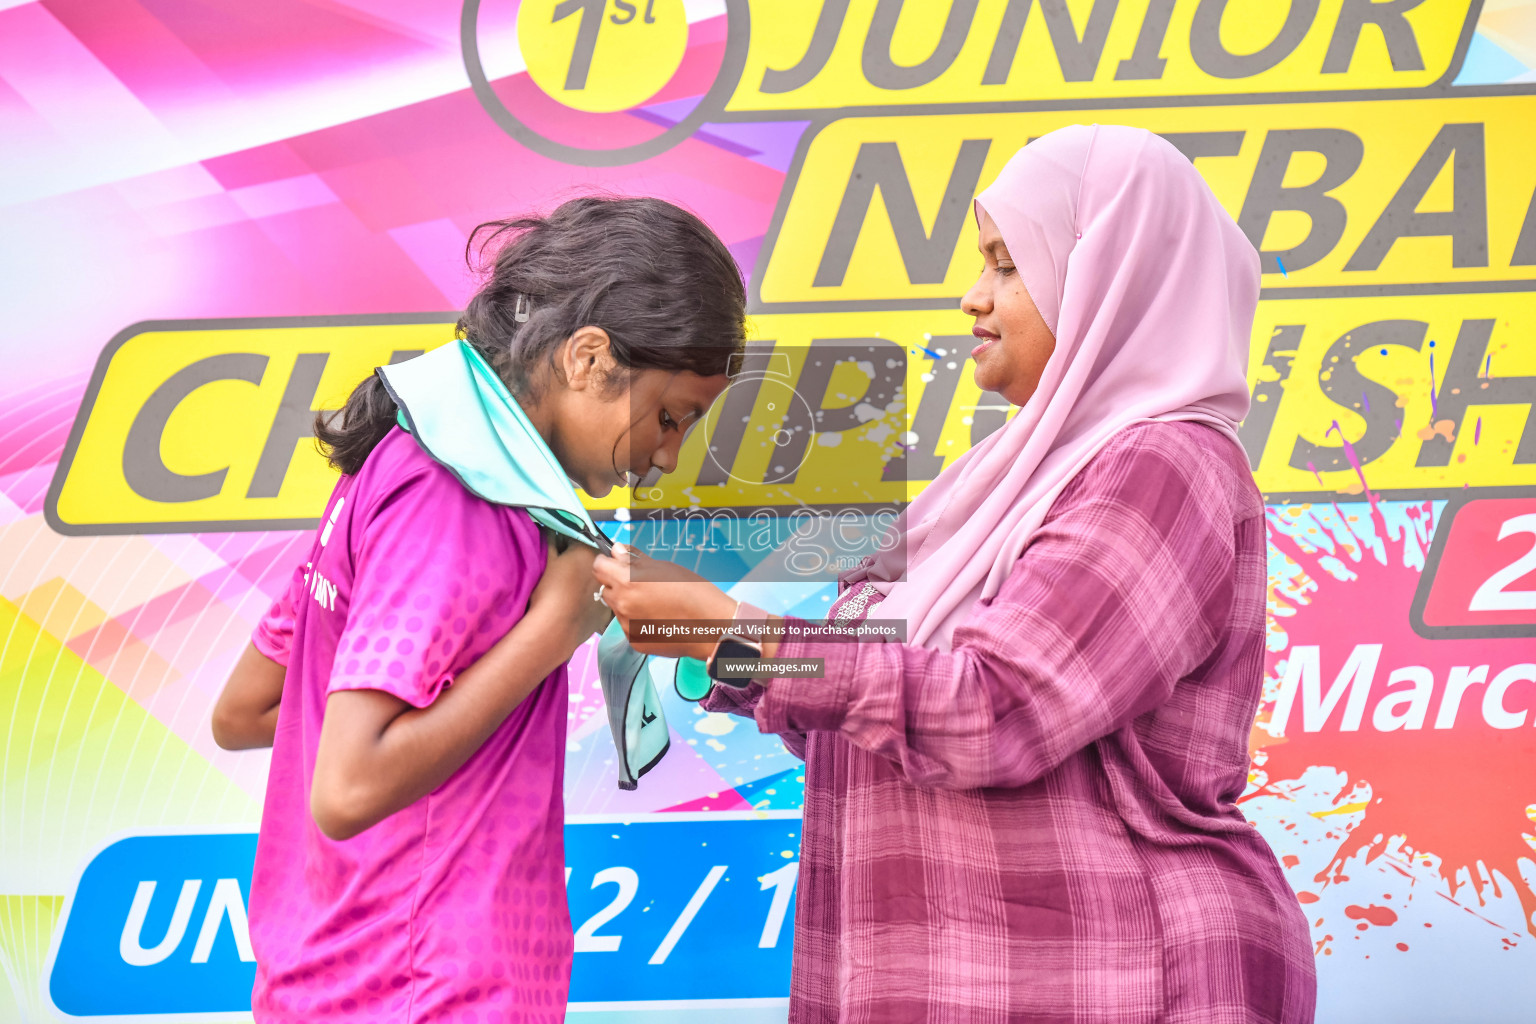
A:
247 428 573 1023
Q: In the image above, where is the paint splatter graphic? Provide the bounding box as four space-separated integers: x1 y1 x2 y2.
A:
1251 499 1536 945
1428 341 1438 416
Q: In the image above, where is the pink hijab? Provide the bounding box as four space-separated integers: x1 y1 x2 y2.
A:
847 124 1260 651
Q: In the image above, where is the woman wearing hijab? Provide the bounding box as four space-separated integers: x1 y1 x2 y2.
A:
594 124 1316 1023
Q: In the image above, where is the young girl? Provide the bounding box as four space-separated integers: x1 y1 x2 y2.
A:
211 196 745 1022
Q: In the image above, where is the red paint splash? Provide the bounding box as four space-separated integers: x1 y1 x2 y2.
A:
1346 904 1399 927
1251 500 1536 937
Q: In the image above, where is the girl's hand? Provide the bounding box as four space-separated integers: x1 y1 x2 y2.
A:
527 534 614 656
593 544 738 659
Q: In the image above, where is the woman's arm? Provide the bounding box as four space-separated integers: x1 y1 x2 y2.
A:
211 644 286 750
310 538 611 840
698 680 766 717
697 680 808 760
755 433 1242 790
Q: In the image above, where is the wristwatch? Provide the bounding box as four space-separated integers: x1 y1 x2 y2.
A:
706 601 769 687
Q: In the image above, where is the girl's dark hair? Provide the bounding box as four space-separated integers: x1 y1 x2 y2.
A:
316 195 748 476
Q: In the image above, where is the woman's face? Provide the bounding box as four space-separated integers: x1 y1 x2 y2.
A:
960 208 1057 407
546 330 729 497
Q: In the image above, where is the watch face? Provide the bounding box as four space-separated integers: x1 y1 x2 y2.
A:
708 637 764 686
717 638 761 660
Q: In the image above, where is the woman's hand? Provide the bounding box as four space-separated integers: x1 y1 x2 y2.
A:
526 533 614 658
593 543 738 659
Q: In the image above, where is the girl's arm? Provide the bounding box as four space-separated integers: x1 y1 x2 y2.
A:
211 644 286 750
310 538 610 841
214 558 302 751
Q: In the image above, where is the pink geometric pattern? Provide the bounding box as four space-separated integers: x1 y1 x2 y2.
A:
1 2 787 381
2 0 790 821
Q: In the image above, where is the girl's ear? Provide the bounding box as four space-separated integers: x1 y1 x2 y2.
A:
562 327 613 391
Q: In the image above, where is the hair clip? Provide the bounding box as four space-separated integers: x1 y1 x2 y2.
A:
514 294 530 323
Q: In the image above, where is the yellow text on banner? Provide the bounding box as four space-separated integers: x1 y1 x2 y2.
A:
726 0 1478 112
47 299 1535 533
755 95 1536 307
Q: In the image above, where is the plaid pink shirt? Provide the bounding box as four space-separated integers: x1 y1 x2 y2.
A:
705 422 1315 1023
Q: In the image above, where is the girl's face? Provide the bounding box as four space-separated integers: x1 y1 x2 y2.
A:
543 330 730 497
960 209 1057 408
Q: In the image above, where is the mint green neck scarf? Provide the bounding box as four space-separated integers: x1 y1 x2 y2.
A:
378 339 613 553
377 340 669 790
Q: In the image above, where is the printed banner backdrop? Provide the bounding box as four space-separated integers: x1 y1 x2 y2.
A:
3 1 1536 1021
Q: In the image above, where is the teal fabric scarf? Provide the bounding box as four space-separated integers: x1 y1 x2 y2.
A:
377 340 670 790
